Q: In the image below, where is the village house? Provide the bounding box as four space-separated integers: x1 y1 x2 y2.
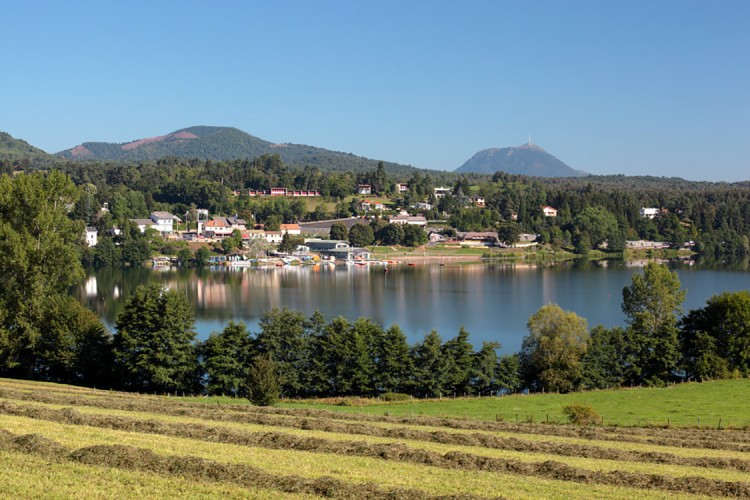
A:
247 188 321 197
389 211 428 226
84 227 98 247
280 223 301 235
264 231 283 244
360 200 385 211
470 196 486 208
457 231 499 246
433 186 451 198
201 216 247 238
411 201 432 211
358 184 372 195
542 206 558 217
428 231 447 243
150 211 181 233
397 183 409 193
241 230 267 244
131 218 154 233
640 207 660 219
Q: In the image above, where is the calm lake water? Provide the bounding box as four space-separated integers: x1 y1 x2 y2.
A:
75 261 750 354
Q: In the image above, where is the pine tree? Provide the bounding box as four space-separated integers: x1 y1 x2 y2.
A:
375 324 414 394
201 321 253 396
113 284 198 393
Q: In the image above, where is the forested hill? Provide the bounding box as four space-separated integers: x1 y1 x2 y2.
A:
55 125 425 176
456 143 588 177
0 131 55 167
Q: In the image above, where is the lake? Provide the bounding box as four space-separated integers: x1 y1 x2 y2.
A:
75 261 750 354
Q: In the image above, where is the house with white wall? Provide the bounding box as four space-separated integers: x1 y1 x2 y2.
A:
150 211 181 233
542 206 558 217
640 207 659 219
84 227 98 247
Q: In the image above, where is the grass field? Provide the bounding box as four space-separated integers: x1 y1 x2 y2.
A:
283 380 750 428
1 378 749 498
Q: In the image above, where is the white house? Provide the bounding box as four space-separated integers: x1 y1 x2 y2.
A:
150 211 181 233
280 223 301 235
360 200 384 211
397 183 409 193
429 231 447 243
389 211 428 226
132 218 155 233
434 186 451 198
640 207 660 219
411 202 432 211
264 231 283 244
542 206 558 217
357 184 372 195
84 227 98 247
202 216 247 238
470 196 486 208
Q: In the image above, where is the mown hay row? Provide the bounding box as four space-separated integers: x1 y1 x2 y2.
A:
5 377 750 442
1 401 748 498
0 429 470 500
3 385 750 461
4 395 750 474
3 386 750 453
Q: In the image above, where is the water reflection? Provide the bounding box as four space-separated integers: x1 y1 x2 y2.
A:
74 262 750 353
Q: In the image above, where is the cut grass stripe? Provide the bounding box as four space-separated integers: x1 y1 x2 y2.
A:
0 416 702 500
5 396 750 477
0 449 311 499
0 402 748 496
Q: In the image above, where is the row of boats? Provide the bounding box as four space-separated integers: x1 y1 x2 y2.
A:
152 255 393 269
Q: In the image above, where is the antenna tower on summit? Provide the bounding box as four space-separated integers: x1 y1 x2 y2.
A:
528 134 532 145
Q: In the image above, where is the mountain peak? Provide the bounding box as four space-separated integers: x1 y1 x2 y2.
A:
53 125 423 176
455 142 587 177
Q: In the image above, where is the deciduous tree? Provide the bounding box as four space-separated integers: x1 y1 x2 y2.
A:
348 223 375 247
520 304 588 393
621 262 684 385
0 171 89 379
329 222 348 240
680 291 750 378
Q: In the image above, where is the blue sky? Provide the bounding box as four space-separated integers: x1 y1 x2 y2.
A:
2 1 748 181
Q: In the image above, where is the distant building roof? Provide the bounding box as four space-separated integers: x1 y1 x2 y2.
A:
151 211 180 221
459 231 498 241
